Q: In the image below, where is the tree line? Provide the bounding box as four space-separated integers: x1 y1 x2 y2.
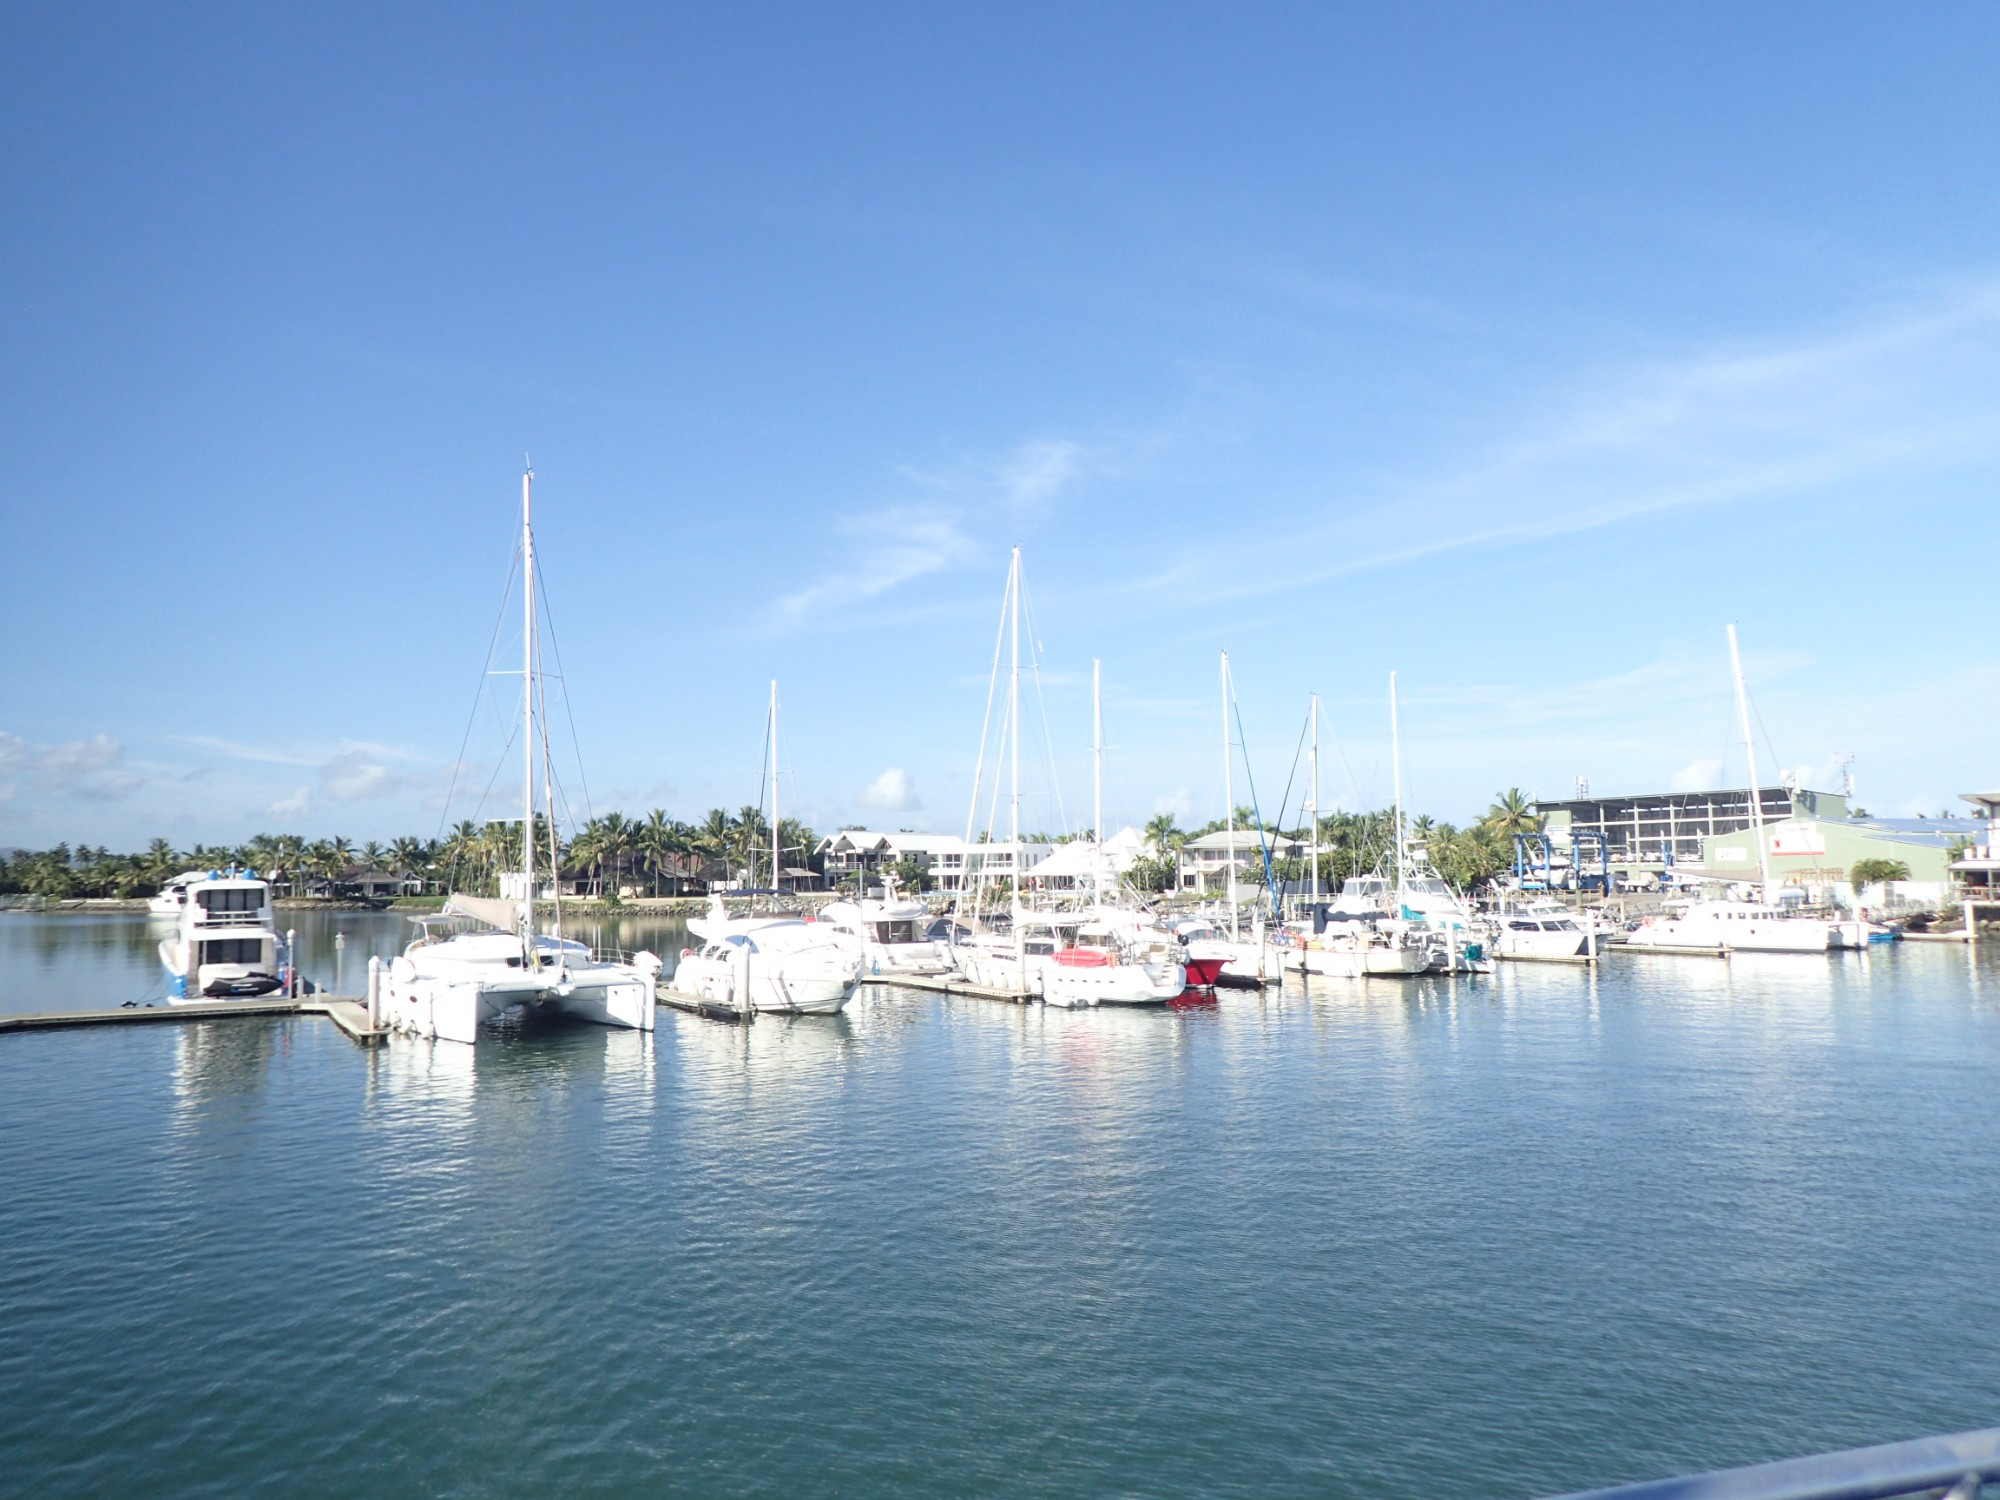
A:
0 806 822 900
1124 787 1543 895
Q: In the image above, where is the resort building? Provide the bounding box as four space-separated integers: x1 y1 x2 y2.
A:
1952 793 2000 925
812 830 1051 892
1176 829 1304 895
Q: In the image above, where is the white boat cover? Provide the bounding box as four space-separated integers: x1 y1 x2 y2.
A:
442 893 524 931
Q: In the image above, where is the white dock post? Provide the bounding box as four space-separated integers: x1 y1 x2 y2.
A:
367 955 382 1030
286 928 297 996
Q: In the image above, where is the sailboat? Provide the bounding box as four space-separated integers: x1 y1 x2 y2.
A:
1623 625 1833 955
377 466 664 1045
1181 651 1274 987
670 680 865 1014
949 555 1185 1005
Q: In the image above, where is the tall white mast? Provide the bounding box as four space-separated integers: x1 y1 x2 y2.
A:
521 464 536 964
1092 657 1103 907
769 678 781 896
1727 623 1773 902
1223 651 1238 940
1309 692 1320 910
1390 670 1404 907
1009 548 1023 974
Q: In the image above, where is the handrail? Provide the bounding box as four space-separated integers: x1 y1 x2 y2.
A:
1540 1427 2000 1500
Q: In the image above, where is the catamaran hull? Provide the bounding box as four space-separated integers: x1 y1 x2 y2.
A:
382 975 658 1044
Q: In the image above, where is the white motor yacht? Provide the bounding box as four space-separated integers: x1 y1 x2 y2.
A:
956 912 1185 1007
147 870 206 919
671 901 863 1015
1492 900 1598 962
819 891 955 976
159 871 284 1001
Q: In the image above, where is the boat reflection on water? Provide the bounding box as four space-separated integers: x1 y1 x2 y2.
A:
170 1016 287 1125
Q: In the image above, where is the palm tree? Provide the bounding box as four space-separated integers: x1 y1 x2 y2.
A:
1483 787 1541 839
1143 813 1184 853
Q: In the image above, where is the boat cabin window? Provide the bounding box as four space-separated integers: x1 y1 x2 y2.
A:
200 938 265 965
1024 940 1056 956
198 886 264 913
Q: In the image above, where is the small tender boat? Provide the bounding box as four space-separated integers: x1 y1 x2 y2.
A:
159 872 284 1001
672 902 863 1015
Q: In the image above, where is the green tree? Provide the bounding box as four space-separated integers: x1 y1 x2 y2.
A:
1482 788 1541 839
1849 857 1911 892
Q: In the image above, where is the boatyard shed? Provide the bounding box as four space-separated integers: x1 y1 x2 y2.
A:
1691 813 1973 905
1534 785 1838 868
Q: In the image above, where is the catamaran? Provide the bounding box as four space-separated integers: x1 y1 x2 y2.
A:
1621 625 1832 956
377 466 663 1045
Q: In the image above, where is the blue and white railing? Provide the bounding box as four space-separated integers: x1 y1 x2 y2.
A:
1544 1428 2000 1500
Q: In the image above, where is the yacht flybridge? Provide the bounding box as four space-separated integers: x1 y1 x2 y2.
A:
378 466 663 1045
160 871 283 1000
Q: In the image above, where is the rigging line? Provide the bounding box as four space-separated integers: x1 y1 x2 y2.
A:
963 564 1011 848
1230 690 1281 910
1272 705 1312 837
1018 568 1069 837
434 547 523 845
754 700 772 884
533 560 594 824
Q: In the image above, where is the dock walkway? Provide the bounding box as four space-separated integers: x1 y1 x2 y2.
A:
0 996 392 1046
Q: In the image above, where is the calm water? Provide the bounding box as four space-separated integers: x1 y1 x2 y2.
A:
3 916 1998 1498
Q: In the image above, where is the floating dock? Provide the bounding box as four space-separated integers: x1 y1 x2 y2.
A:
655 988 750 1024
867 972 1036 1004
0 996 392 1046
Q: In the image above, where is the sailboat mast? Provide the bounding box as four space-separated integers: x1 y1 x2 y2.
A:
1309 692 1320 909
769 679 781 896
521 466 537 964
1009 548 1023 972
1223 651 1238 941
1390 670 1404 907
1727 623 1774 901
1092 657 1103 907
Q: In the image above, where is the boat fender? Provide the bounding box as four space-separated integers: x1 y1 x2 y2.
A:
391 956 417 984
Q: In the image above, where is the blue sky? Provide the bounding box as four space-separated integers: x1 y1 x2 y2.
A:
5 3 1999 849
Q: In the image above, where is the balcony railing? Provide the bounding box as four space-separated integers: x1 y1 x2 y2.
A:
1541 1426 2000 1500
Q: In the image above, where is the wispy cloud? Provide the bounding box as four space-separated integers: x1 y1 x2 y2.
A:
1124 278 2000 609
0 731 143 803
779 437 1102 628
777 505 976 621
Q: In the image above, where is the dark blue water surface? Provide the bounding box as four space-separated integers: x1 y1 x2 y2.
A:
3 916 1997 1498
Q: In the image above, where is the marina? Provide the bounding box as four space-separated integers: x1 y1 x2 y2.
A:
4 908 1998 1497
